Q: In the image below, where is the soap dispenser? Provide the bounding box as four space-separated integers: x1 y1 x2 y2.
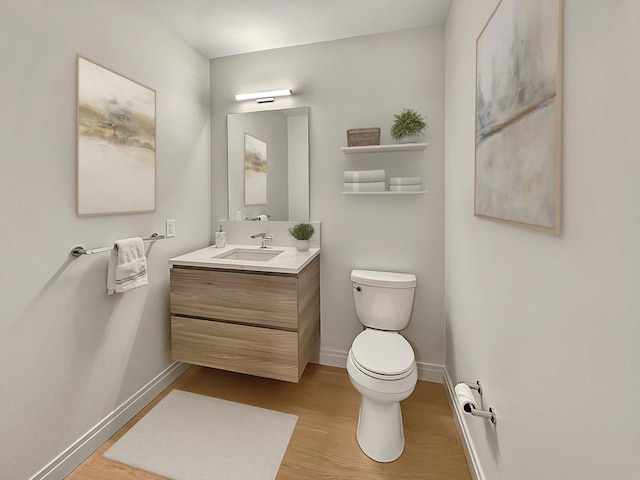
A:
215 225 226 248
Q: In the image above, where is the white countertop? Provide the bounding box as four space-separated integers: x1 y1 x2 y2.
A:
169 244 320 274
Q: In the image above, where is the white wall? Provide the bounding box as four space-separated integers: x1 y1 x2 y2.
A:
444 1 640 479
211 26 446 377
0 1 210 478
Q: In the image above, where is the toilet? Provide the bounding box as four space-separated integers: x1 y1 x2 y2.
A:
346 269 418 463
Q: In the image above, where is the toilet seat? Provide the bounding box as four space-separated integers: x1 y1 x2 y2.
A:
350 330 415 380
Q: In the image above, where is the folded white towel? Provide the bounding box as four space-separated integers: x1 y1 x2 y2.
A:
107 238 148 295
390 176 422 185
343 181 386 192
343 170 385 183
390 184 422 191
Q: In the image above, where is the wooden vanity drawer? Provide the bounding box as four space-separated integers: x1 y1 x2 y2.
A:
171 316 299 382
170 267 298 330
169 255 320 383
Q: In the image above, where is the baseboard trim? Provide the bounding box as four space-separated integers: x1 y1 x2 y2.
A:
318 347 347 369
317 347 444 383
416 361 444 383
29 361 190 480
443 369 484 480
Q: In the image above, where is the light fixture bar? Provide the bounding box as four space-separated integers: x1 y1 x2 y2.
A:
235 89 292 102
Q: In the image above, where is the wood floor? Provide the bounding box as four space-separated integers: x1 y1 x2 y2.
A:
68 364 472 480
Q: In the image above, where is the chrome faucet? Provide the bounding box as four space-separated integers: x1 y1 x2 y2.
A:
250 232 273 248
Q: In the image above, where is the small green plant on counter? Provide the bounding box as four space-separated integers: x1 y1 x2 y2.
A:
390 108 428 140
288 223 315 240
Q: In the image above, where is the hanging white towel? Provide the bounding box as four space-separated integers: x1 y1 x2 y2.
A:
343 170 386 183
107 238 148 295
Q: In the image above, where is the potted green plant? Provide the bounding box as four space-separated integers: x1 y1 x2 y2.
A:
390 108 428 143
288 223 314 251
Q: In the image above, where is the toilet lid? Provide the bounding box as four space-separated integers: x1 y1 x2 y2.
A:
351 330 415 378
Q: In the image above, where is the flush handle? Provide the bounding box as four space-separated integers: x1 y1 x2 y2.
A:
355 286 362 292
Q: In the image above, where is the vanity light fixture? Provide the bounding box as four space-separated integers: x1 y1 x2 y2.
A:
235 89 292 103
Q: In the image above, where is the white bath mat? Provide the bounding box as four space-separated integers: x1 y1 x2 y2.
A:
104 389 297 480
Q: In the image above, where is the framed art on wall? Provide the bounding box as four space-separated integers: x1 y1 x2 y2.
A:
475 0 563 233
244 133 267 206
77 56 156 216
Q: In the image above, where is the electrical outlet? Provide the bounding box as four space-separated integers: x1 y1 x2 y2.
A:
166 219 175 238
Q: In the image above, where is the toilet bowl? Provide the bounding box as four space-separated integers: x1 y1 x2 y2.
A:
347 330 418 462
347 270 418 463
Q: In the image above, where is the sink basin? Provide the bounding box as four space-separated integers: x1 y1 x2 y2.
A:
213 248 284 261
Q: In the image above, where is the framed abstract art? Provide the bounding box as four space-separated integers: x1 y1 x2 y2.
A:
475 0 563 233
77 56 156 216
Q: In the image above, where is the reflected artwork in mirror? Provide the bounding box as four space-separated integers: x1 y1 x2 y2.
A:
227 107 309 222
244 133 267 206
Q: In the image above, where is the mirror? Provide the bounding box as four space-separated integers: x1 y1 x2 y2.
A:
227 107 309 221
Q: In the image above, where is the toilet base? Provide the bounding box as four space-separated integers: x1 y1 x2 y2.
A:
356 396 405 463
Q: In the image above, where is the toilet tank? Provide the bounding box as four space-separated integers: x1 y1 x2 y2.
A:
351 270 417 331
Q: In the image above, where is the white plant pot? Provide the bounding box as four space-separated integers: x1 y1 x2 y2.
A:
397 134 422 144
294 239 310 251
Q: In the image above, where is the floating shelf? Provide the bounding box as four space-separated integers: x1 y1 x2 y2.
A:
342 191 428 195
341 143 428 154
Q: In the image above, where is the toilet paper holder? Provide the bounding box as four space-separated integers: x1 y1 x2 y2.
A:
457 381 497 425
464 380 483 395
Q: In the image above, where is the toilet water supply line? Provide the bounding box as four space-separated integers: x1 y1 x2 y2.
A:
454 381 497 425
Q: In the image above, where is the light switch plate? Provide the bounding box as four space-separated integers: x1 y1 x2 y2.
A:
166 219 175 238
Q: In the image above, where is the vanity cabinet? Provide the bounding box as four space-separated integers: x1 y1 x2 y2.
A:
169 255 320 383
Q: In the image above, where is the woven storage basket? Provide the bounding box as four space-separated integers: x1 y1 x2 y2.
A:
347 128 380 147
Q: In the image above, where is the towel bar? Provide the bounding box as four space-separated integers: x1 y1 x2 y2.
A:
71 233 165 257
